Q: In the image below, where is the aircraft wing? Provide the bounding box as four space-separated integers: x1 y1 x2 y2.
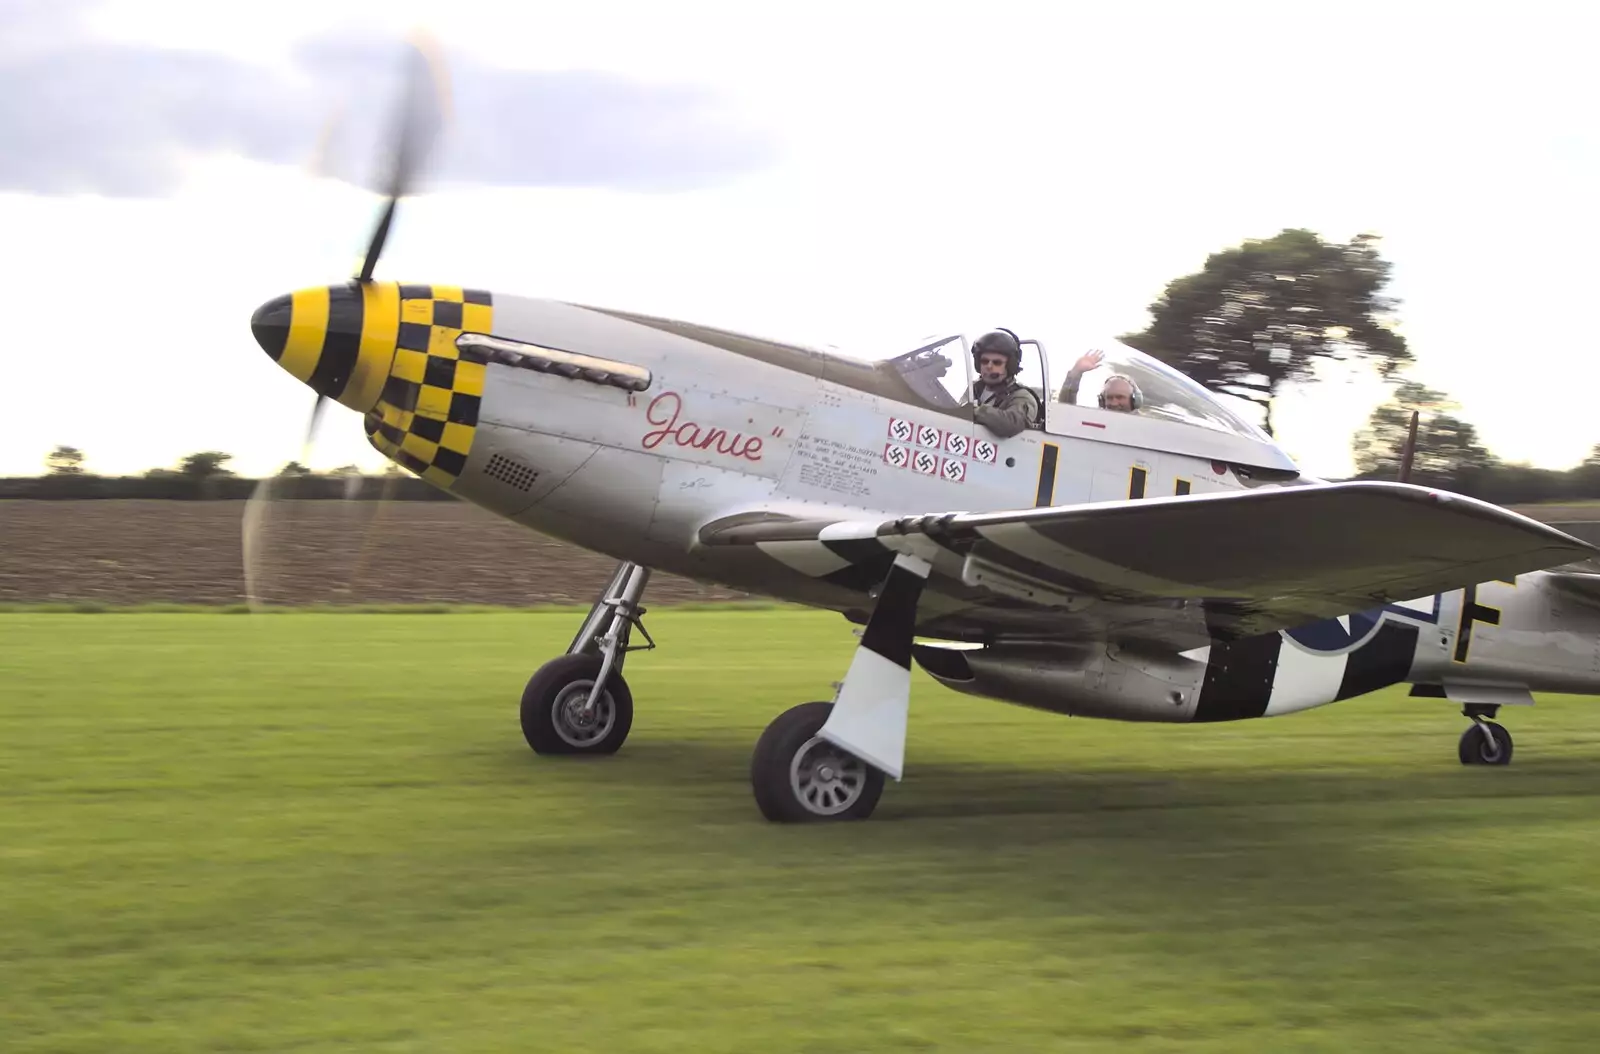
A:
700 481 1598 645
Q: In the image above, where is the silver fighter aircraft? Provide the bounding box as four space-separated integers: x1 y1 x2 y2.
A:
244 40 1600 822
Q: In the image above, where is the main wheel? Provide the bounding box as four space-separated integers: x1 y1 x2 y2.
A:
520 654 634 756
1458 721 1513 765
751 701 886 823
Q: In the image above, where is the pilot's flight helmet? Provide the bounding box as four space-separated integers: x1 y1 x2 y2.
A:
972 328 1023 376
1098 373 1143 410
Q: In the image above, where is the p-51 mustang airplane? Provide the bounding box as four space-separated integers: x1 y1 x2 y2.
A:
244 40 1600 823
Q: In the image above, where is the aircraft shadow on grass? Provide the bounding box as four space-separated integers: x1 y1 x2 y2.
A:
492 734 1600 1003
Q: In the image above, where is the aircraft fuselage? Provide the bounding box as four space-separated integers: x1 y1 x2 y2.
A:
432 294 1600 722
251 283 1600 731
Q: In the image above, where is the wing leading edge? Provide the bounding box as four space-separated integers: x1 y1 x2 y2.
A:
700 482 1598 641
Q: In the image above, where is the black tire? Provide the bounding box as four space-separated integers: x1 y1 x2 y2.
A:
750 701 886 823
520 654 633 756
1458 721 1513 766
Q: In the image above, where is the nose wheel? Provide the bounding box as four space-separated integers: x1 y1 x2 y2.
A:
1458 705 1514 766
521 561 652 757
521 654 633 755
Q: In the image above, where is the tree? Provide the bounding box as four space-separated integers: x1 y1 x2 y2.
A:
45 445 85 475
179 451 234 480
1121 229 1413 436
1570 444 1600 500
1351 380 1494 487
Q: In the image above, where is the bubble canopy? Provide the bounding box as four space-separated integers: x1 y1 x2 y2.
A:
869 334 1270 441
857 330 1297 473
1047 341 1274 443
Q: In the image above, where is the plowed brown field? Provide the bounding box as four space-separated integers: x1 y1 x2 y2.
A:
0 500 750 606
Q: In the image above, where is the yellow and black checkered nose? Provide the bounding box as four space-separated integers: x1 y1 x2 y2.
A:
367 284 495 489
250 281 402 414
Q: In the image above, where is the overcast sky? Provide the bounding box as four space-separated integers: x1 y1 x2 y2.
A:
4 0 1596 479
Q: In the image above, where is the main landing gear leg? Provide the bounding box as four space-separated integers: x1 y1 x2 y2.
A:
750 552 932 823
1458 703 1514 766
520 561 654 756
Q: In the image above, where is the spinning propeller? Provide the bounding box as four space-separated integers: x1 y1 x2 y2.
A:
242 33 451 610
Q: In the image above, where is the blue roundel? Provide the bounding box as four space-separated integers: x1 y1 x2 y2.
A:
1285 608 1386 654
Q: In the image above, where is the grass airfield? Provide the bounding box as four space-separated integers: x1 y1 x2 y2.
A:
6 608 1600 1052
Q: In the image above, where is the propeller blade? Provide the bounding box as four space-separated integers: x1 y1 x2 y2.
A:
353 32 452 283
357 199 399 283
1399 409 1420 485
304 393 327 459
241 473 275 611
242 393 326 611
244 31 453 611
306 103 345 180
342 470 403 599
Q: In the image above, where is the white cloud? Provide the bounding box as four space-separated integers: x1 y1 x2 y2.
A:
5 0 1597 478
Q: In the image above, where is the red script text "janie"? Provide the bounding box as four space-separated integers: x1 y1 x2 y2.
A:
640 391 764 462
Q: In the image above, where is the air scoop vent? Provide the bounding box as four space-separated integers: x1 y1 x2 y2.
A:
484 453 539 491
456 333 652 392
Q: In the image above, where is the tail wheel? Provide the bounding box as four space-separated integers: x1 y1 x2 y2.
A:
1458 721 1513 766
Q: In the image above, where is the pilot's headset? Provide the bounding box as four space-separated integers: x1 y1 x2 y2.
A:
971 328 1025 377
1097 372 1143 410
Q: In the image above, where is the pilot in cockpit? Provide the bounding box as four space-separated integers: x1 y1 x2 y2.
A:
1057 349 1141 413
968 329 1041 439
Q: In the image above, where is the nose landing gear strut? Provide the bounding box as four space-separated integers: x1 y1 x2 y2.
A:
520 561 654 756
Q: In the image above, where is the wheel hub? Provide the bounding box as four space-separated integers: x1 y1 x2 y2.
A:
552 681 615 748
789 736 868 816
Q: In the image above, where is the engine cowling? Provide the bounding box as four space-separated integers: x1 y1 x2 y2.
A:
912 641 1206 723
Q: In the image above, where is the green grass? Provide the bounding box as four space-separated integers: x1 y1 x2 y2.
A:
5 610 1600 1052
